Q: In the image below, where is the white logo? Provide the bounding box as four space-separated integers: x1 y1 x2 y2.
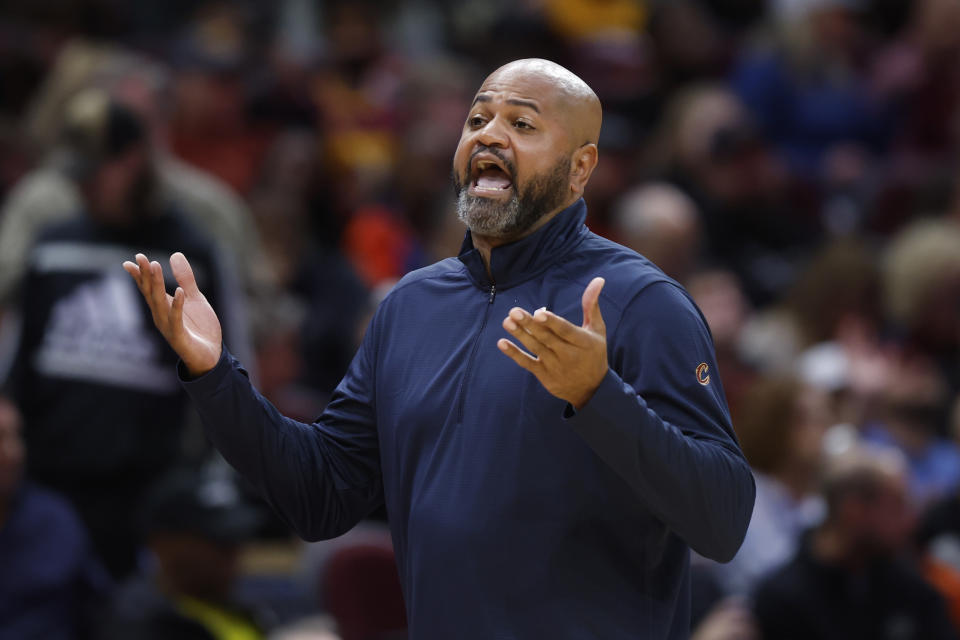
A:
33 272 178 393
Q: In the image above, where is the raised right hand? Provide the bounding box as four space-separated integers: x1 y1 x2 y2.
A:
123 252 223 378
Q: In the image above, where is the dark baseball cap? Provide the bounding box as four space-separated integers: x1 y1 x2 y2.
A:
141 469 262 544
56 88 146 179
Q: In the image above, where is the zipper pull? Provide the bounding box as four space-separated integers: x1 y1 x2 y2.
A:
489 284 496 303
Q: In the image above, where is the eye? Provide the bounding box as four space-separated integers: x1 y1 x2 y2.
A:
468 115 486 128
513 119 534 130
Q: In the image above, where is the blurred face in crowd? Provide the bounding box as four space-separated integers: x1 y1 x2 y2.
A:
452 59 600 240
672 87 783 205
839 469 915 557
81 144 152 226
614 184 702 282
150 532 241 602
0 398 24 501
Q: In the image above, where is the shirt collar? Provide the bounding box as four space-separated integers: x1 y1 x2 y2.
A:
457 198 589 290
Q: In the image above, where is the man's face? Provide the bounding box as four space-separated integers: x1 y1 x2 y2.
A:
0 399 24 499
452 72 575 238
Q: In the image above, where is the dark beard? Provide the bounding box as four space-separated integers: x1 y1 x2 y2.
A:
453 155 570 238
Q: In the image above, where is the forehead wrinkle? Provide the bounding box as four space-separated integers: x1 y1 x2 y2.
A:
471 94 542 114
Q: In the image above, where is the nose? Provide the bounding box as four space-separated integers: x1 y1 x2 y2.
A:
476 116 509 149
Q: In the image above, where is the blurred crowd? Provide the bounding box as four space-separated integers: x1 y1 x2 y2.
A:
1 0 960 638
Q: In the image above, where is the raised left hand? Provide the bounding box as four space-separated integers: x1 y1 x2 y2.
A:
497 277 607 410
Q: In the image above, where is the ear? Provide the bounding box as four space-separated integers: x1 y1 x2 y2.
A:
569 143 599 197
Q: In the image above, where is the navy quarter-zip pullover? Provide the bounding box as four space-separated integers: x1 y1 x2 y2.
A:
182 199 755 639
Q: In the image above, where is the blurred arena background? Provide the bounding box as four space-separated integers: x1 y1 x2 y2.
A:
1 0 960 638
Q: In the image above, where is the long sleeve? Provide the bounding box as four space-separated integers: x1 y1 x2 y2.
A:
565 281 755 562
180 314 383 542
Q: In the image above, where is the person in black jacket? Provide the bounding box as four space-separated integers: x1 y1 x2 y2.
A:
753 447 957 640
5 92 242 578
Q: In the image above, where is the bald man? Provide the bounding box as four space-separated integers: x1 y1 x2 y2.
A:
124 59 755 639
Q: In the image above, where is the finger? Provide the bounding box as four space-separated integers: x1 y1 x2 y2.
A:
170 252 201 297
497 338 540 373
148 260 172 327
531 308 590 347
581 277 606 334
502 313 557 363
168 287 186 341
122 261 145 294
135 254 152 297
504 308 563 355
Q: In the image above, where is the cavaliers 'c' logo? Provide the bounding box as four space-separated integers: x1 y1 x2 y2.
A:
696 363 710 386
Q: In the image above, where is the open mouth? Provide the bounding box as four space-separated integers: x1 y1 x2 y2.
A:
470 157 513 194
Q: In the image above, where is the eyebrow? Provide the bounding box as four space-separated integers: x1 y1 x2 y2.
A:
472 94 541 114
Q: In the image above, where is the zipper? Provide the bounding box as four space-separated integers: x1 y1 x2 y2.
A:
456 284 496 424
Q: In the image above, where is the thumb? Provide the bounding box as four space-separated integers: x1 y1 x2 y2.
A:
581 276 606 334
170 252 201 297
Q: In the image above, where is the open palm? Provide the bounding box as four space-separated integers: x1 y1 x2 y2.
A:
123 252 222 377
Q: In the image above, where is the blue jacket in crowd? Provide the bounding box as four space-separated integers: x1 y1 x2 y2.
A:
182 199 756 639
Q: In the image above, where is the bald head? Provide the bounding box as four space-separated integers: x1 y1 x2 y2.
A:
480 58 602 148
453 58 603 243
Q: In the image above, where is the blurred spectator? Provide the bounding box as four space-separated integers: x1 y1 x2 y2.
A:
795 341 888 438
314 3 405 215
168 3 274 196
648 1 730 90
100 468 269 640
786 239 882 351
655 84 818 304
246 129 370 396
883 218 960 394
731 0 896 176
783 240 889 425
611 182 702 282
878 0 960 164
739 238 887 413
4 91 243 578
864 0 960 234
0 395 110 640
0 39 271 313
712 376 829 595
862 354 960 505
753 446 956 640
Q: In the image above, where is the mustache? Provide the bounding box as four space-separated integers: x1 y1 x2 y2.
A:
468 145 516 178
